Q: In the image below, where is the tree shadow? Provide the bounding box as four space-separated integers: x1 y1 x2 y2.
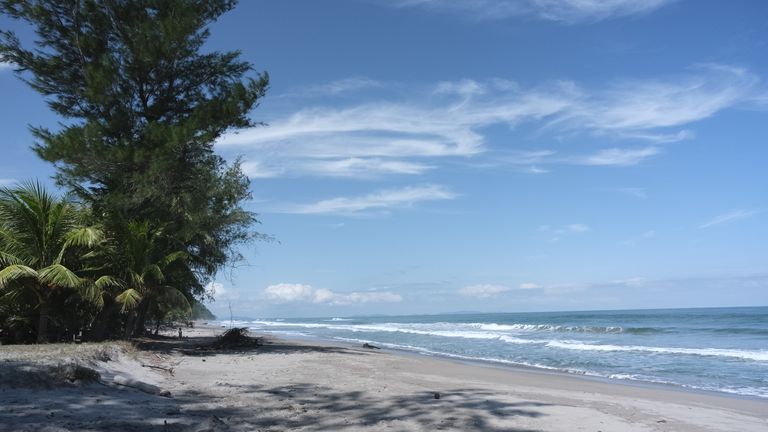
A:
2 339 552 431
176 383 551 431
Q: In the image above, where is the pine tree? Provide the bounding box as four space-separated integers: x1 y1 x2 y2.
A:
1 0 269 310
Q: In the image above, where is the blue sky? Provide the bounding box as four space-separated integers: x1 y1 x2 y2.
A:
1 0 767 318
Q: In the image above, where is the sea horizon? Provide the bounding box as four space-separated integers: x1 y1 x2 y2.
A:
224 304 768 321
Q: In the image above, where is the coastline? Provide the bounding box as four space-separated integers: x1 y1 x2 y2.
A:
1 324 766 431
248 328 768 406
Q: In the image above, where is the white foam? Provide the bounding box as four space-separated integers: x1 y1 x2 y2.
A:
546 340 768 362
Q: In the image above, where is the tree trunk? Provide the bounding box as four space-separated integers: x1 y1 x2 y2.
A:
37 300 49 344
90 298 117 341
124 311 136 339
133 297 151 337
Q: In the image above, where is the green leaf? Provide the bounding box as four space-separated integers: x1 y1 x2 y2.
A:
159 251 187 268
115 288 142 312
94 275 125 291
64 226 104 248
38 264 84 289
0 264 38 289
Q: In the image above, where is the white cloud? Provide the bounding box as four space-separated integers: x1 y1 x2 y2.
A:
313 288 402 305
389 0 673 23
459 284 512 298
0 178 18 187
610 277 647 287
434 79 486 97
525 166 549 174
313 77 383 95
205 282 239 301
280 184 457 215
263 283 402 305
519 282 540 289
264 283 315 303
539 223 590 234
219 65 760 178
699 209 759 229
576 146 660 166
0 60 14 71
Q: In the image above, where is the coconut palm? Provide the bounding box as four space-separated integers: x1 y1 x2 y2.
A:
0 182 101 343
110 220 191 338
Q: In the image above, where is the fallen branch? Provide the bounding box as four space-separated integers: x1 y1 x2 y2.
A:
141 363 175 375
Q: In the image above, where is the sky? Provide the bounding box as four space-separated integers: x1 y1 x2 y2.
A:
1 0 767 318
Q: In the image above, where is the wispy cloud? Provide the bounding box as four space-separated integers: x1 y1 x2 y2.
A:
315 77 383 95
388 0 673 23
263 283 401 305
459 284 512 298
313 288 402 305
279 184 457 215
0 61 13 71
539 223 591 241
0 178 18 187
699 209 759 229
220 65 760 179
576 146 660 166
280 77 384 98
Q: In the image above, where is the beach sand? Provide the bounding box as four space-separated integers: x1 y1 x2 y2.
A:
1 325 766 431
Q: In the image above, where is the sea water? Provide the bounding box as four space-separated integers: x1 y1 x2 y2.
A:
225 307 768 398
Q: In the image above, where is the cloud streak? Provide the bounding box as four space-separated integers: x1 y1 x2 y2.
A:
278 184 457 215
220 65 761 178
699 209 759 229
388 0 673 23
263 283 402 305
459 284 512 298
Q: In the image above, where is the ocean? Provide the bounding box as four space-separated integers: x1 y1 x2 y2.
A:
224 306 768 398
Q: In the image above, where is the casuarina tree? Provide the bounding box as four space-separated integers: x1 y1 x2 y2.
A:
0 0 269 323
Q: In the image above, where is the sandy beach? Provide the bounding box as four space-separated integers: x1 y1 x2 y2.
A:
1 325 766 432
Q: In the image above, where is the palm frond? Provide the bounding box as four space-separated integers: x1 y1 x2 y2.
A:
115 288 142 312
80 283 104 308
63 226 103 248
144 264 164 282
160 250 188 268
38 264 84 289
158 286 192 313
0 264 38 288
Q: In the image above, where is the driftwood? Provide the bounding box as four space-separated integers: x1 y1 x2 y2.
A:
141 363 175 375
362 343 381 350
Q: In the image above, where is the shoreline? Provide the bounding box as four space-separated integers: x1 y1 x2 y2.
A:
1 325 766 431
224 324 768 403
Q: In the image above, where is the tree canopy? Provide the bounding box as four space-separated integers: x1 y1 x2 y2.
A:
1 0 268 279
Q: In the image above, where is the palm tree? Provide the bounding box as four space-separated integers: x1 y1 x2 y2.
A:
111 220 191 338
0 182 100 343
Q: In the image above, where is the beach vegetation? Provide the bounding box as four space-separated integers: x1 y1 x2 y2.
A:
0 0 266 343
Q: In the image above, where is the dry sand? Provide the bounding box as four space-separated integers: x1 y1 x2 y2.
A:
1 325 766 431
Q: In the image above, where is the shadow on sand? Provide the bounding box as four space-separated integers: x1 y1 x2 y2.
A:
1 337 552 431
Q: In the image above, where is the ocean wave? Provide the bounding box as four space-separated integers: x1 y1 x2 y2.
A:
331 337 768 398
248 319 663 335
546 340 768 362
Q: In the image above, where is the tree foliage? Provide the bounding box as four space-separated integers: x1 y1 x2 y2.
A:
0 0 267 342
0 0 268 281
0 182 99 342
